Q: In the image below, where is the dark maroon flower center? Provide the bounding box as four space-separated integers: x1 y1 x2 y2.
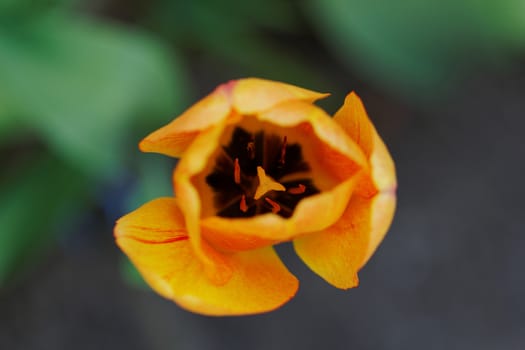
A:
205 127 319 218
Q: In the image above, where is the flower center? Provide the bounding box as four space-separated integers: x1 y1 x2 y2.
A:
205 126 320 218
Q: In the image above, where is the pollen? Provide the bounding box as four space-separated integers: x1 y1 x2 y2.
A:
264 197 281 214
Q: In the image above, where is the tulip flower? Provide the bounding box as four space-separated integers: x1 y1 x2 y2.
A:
115 78 396 316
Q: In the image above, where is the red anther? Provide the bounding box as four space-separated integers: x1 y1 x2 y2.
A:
234 158 241 184
240 195 248 212
279 136 287 164
247 141 255 159
264 197 281 214
288 184 306 194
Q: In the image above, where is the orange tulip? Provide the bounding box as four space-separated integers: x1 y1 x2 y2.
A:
114 78 397 316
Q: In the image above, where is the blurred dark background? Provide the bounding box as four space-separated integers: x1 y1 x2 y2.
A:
1 0 524 349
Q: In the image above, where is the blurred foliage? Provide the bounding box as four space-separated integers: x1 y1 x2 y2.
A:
121 256 148 290
124 156 176 213
0 9 184 177
0 152 88 285
307 0 525 99
1 0 524 288
143 0 332 90
0 0 74 16
0 2 186 286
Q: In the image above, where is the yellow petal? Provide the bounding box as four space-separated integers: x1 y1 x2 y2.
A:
139 82 233 157
177 100 367 252
200 177 356 248
258 100 368 180
115 198 298 316
114 197 192 298
294 93 397 289
332 92 397 267
173 123 235 283
293 190 396 289
333 92 397 192
139 78 328 158
232 78 329 114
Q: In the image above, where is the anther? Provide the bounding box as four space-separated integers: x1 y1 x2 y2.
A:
288 184 306 194
234 158 241 184
247 140 255 159
264 197 281 214
240 195 248 212
279 136 287 164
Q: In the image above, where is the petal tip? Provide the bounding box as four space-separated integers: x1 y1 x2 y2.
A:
344 91 364 107
339 273 360 290
347 90 359 98
113 219 124 239
216 79 238 97
232 78 330 113
138 138 152 153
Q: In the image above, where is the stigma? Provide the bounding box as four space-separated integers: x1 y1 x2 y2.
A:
254 167 285 200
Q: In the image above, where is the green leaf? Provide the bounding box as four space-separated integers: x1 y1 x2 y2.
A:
124 154 176 212
120 256 149 290
196 0 300 33
0 152 89 286
305 0 525 98
146 0 329 89
0 0 76 18
0 10 187 179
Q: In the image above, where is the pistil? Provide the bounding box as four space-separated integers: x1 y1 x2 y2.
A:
254 166 286 200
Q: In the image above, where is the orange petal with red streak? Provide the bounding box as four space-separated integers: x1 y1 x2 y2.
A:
173 123 236 282
115 197 298 316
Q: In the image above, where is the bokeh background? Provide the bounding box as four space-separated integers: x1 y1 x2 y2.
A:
1 0 524 349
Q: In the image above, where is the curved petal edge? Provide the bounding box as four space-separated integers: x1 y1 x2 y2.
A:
115 197 299 316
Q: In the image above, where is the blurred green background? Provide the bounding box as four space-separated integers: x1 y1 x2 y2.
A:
1 1 524 349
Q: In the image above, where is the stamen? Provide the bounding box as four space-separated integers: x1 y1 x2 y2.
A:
247 140 255 159
288 184 306 194
264 197 281 214
240 195 248 212
206 126 319 219
254 166 286 199
279 136 287 164
234 158 241 184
